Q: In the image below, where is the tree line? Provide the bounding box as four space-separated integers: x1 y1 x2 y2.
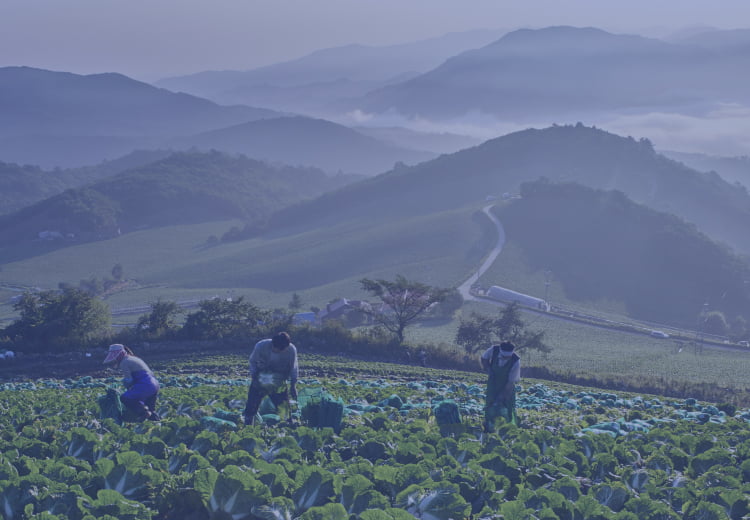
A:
0 276 551 366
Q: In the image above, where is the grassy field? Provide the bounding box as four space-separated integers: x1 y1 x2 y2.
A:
0 206 487 321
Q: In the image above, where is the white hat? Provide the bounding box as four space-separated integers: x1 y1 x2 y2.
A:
103 344 125 364
499 341 515 356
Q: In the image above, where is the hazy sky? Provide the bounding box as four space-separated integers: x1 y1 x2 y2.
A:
3 0 750 82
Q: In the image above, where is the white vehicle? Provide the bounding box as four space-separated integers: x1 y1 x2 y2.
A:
650 330 670 339
486 285 551 312
738 340 750 347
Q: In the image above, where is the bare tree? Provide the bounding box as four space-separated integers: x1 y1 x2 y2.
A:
360 275 449 344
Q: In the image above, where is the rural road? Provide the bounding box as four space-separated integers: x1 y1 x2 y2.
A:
457 204 505 301
456 205 739 352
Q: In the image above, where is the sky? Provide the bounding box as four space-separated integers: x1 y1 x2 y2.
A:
3 0 750 82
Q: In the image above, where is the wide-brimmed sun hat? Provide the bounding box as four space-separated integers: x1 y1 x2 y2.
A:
103 344 125 364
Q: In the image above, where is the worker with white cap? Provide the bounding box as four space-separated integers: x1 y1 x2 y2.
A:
104 344 161 421
480 340 521 430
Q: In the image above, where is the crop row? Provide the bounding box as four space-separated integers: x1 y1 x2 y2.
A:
1 373 749 519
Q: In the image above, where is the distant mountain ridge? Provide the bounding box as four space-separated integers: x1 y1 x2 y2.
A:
674 28 750 50
357 26 750 120
0 67 438 173
173 116 435 175
0 67 280 167
660 150 750 188
155 29 503 107
353 126 482 155
0 67 277 137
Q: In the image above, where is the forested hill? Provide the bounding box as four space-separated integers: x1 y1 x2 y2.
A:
0 151 174 216
264 124 750 255
0 162 72 215
359 26 750 120
500 179 750 328
0 151 358 245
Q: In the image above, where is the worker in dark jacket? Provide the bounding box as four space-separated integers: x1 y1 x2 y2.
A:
480 341 520 431
243 332 298 425
103 343 161 421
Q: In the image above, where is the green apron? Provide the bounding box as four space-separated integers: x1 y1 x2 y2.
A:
485 347 519 430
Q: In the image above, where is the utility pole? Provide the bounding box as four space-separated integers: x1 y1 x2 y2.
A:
544 269 552 308
697 302 709 354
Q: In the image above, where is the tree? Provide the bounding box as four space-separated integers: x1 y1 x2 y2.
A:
181 296 269 341
111 263 124 281
729 315 747 341
136 299 183 340
359 275 449 344
456 302 552 357
431 288 464 320
288 293 303 311
703 311 728 336
456 313 496 356
4 288 110 352
79 276 104 296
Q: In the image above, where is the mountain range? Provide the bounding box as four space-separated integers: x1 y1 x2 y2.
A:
660 150 750 188
357 26 750 121
0 67 279 168
155 29 502 116
150 26 750 163
0 67 435 174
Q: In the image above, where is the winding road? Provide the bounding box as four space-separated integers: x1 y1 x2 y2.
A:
457 205 740 351
457 204 505 301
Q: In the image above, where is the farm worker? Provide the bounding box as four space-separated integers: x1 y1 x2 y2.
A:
103 344 161 421
243 331 299 425
480 341 520 430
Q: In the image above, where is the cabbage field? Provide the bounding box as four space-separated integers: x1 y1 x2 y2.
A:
1 356 749 520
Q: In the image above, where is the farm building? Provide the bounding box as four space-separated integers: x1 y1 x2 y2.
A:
486 285 550 311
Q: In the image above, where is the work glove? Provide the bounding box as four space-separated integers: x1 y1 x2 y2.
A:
290 384 298 400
